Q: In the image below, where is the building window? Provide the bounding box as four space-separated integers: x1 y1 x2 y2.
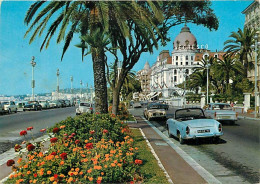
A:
186 55 188 60
174 69 177 74
191 62 193 65
181 62 183 65
174 76 177 82
176 56 178 61
214 54 218 58
176 62 178 66
186 62 188 65
186 69 189 74
197 62 199 65
191 56 193 60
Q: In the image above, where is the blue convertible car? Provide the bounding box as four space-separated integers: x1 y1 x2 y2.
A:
166 108 223 144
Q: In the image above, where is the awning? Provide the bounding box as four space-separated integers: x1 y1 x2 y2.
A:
147 92 157 97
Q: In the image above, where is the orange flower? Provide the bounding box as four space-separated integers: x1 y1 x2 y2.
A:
101 172 104 176
87 169 92 173
114 160 118 164
27 171 31 175
79 171 83 175
104 165 108 168
111 163 116 167
38 152 43 157
49 177 55 182
60 125 66 129
24 165 28 169
84 140 88 143
32 179 37 184
88 177 93 181
17 158 22 164
68 177 73 183
98 177 102 181
75 168 80 172
59 174 65 178
47 170 52 175
60 161 64 165
117 163 122 167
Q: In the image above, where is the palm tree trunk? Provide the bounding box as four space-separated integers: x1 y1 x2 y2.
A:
112 72 125 115
92 48 108 114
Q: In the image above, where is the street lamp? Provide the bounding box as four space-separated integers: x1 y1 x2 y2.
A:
206 63 211 105
70 76 73 94
30 56 36 101
183 73 187 108
251 33 260 118
80 80 83 99
86 83 88 101
56 69 60 100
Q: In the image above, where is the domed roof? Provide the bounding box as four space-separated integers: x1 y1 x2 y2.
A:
143 61 150 70
173 25 197 50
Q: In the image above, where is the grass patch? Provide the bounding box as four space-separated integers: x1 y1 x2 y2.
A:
132 128 169 184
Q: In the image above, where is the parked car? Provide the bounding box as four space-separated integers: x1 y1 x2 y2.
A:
15 101 28 112
58 100 66 108
64 100 71 107
76 102 94 115
143 103 167 121
39 100 50 109
0 102 5 114
49 100 62 108
204 103 238 124
166 108 223 144
2 101 17 113
133 102 142 108
24 101 42 111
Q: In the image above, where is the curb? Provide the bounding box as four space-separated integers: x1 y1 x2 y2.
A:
238 116 260 121
139 128 173 184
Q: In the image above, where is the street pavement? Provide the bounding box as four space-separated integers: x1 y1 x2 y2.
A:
0 107 76 154
130 107 260 184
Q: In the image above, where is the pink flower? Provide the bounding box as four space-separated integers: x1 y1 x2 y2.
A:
103 129 109 134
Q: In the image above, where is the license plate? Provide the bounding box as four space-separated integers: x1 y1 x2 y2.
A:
221 116 231 119
197 129 210 133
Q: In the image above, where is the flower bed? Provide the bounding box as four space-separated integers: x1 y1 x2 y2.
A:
5 114 143 184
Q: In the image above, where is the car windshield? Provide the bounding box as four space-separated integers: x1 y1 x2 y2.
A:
28 101 37 104
148 104 164 109
80 103 91 107
212 104 232 110
175 108 205 120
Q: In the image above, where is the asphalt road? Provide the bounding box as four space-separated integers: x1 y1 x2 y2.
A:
0 107 76 154
130 107 260 184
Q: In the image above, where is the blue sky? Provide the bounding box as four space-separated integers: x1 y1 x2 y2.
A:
0 1 252 95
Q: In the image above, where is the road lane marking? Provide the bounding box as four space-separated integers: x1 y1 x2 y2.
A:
141 116 221 184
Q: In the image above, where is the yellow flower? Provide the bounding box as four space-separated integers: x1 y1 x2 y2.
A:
47 170 52 175
53 182 57 184
59 174 65 178
84 140 88 143
33 179 37 184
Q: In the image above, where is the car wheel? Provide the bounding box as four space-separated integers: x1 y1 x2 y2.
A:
8 109 11 114
178 133 185 144
15 108 17 113
148 116 151 121
167 126 173 138
35 107 38 111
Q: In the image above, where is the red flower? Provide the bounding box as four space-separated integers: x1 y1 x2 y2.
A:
40 129 46 132
130 181 134 184
34 173 37 177
20 130 27 136
54 174 58 179
64 133 68 137
111 113 116 118
103 129 109 134
71 133 76 136
6 159 15 167
70 173 74 176
134 159 142 165
69 135 74 139
60 152 67 160
95 112 100 115
90 130 95 135
85 143 93 150
75 140 80 144
27 144 35 151
53 127 60 133
27 126 33 131
51 152 57 156
14 144 21 152
50 137 58 143
97 180 102 184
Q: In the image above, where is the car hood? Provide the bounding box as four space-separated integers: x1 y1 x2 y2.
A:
183 119 218 128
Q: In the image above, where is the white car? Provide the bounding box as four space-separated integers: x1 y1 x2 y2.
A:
2 101 17 114
167 108 223 144
204 103 238 124
0 102 5 114
143 103 166 120
15 101 28 112
39 100 50 109
76 102 94 115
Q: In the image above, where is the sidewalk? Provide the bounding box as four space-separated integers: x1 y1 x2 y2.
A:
129 116 214 184
237 112 260 120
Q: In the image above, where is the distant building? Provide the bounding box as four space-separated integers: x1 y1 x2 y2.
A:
242 1 260 31
148 25 225 99
137 61 152 101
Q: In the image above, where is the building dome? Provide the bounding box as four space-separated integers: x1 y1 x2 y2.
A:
143 61 150 70
173 25 197 50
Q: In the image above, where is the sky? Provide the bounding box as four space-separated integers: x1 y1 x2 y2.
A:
0 1 252 96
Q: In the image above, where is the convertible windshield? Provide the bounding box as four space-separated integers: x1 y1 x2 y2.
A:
212 104 232 110
175 108 205 120
80 103 91 107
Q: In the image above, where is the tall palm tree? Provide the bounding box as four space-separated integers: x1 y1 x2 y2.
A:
24 1 163 113
188 71 207 92
223 28 256 77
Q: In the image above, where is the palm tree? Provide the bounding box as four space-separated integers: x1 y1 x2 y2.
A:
188 71 207 93
24 1 163 113
223 28 256 77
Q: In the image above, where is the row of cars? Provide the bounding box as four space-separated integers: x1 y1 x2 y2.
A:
143 102 238 144
0 100 74 115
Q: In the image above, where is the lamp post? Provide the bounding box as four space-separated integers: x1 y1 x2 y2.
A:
86 83 88 101
70 76 73 94
206 63 211 105
30 56 36 101
80 80 83 100
183 73 187 108
56 69 60 100
90 85 93 103
252 33 260 118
